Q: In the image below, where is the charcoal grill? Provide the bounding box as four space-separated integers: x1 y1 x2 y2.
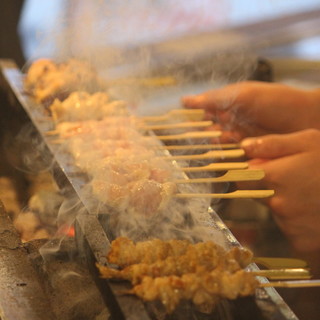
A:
0 59 299 320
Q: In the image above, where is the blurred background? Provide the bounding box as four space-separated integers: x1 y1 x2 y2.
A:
17 0 320 60
1 1 320 68
2 0 318 109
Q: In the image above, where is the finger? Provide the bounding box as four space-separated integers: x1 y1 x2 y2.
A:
182 81 264 111
240 131 310 159
182 83 245 111
182 94 216 109
236 159 276 207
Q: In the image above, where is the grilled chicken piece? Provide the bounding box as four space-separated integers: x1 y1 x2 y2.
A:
50 91 129 122
105 237 252 269
24 58 105 105
129 269 258 313
107 237 191 267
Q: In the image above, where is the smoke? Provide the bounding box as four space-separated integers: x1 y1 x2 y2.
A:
16 0 269 254
21 0 259 109
50 116 228 247
4 123 54 174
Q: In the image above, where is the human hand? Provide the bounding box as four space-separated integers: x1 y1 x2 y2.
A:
238 129 320 252
182 81 320 142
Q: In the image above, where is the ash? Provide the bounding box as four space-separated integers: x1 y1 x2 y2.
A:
26 238 108 320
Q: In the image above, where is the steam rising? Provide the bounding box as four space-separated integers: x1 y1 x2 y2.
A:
16 1 262 256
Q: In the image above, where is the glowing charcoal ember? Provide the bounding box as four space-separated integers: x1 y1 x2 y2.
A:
50 91 129 122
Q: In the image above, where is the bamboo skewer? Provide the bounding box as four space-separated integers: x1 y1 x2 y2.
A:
161 149 245 160
181 162 249 172
157 143 240 151
156 131 222 141
253 257 309 269
175 190 275 199
174 169 264 184
45 130 59 136
141 109 205 122
140 121 213 131
105 76 177 87
261 280 320 288
45 123 216 137
252 268 311 280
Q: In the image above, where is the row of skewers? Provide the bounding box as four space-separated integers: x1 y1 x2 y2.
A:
97 237 319 314
22 58 320 315
26 59 275 220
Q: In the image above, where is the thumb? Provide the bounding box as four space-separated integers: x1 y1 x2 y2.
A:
240 132 306 159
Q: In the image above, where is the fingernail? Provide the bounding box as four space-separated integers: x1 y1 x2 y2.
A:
241 138 257 153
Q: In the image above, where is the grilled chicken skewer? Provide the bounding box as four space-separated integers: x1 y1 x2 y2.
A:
99 263 310 284
99 244 252 284
100 237 312 314
103 237 310 282
105 237 253 269
126 271 318 313
126 269 258 313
